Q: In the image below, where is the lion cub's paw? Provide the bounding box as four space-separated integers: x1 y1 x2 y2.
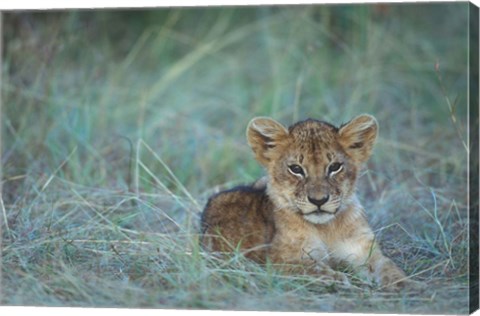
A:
394 279 426 291
315 266 351 287
333 271 351 287
378 270 424 291
318 273 351 288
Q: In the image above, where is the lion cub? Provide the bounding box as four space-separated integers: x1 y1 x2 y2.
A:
201 114 407 289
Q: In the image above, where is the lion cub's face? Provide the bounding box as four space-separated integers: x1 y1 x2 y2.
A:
247 115 378 225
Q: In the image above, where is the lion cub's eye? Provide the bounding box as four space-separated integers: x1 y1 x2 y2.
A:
328 162 343 175
288 164 305 176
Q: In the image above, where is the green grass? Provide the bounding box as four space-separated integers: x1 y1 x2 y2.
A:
1 3 471 313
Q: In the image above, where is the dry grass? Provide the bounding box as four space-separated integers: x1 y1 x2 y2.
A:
1 4 472 313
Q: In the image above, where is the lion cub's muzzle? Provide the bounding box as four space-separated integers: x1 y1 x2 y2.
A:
303 194 341 215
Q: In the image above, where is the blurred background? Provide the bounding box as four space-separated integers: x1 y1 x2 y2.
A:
3 3 469 193
1 3 472 312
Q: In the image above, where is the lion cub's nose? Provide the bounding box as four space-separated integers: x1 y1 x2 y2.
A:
308 195 330 208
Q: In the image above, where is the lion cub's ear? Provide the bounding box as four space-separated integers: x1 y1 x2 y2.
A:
338 114 378 164
247 117 288 166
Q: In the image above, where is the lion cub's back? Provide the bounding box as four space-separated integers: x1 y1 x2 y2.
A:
200 186 275 262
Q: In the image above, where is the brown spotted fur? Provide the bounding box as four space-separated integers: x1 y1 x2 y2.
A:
201 114 408 289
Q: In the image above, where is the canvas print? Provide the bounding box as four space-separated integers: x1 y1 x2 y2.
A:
1 2 478 314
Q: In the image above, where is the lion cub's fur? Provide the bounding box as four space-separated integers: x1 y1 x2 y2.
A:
201 114 407 289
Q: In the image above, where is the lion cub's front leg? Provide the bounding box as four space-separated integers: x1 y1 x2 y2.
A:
268 232 350 285
368 250 407 289
332 224 407 289
271 257 350 285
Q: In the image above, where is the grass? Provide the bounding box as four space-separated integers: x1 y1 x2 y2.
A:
1 3 472 313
